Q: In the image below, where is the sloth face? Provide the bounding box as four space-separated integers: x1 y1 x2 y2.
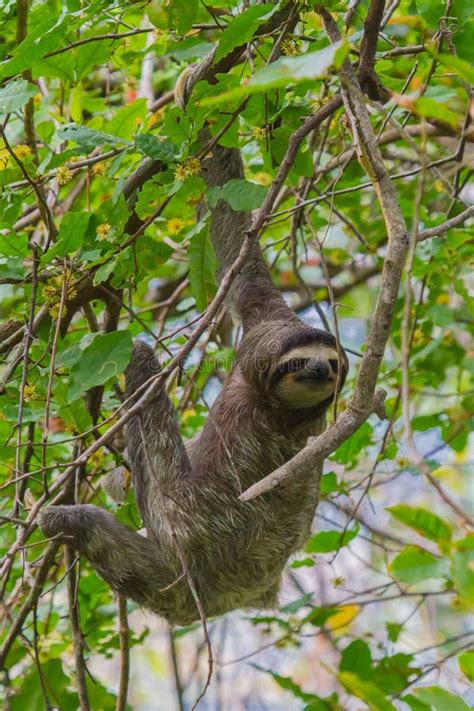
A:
236 321 348 411
270 343 343 409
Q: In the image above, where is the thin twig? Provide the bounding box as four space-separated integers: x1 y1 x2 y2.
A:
115 596 130 711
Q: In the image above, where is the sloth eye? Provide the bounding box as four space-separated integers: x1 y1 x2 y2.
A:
329 359 338 373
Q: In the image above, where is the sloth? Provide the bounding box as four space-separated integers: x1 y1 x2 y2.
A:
39 136 348 626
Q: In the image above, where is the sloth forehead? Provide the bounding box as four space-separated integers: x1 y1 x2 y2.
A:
277 343 339 365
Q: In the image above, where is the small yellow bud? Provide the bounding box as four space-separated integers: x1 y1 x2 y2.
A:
14 144 32 159
174 157 201 181
281 37 299 56
252 127 266 141
166 217 185 235
436 293 450 305
185 157 201 176
23 384 37 402
96 222 112 240
48 302 67 319
412 329 424 345
92 161 106 176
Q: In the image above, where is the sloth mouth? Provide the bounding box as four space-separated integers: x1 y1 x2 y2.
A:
296 373 333 385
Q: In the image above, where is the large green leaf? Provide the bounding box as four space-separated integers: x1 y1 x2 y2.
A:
68 331 133 402
340 640 372 679
0 15 70 79
214 4 275 63
203 42 349 105
305 524 359 554
414 686 473 711
387 505 452 544
43 212 90 262
135 134 178 162
188 225 217 311
106 99 148 139
56 124 126 151
389 545 449 584
338 672 397 711
450 535 474 604
431 52 474 85
459 650 474 682
0 79 37 114
207 179 267 211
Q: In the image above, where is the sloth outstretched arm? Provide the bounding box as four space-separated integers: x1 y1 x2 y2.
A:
201 135 298 332
39 343 190 604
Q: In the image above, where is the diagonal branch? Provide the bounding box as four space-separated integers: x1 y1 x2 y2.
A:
358 0 390 101
240 6 411 502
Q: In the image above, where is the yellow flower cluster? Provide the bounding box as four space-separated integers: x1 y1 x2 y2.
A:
23 384 37 402
148 110 164 128
166 217 185 235
281 37 300 56
96 222 112 240
56 165 73 185
252 127 267 141
14 144 32 159
42 274 77 319
174 157 202 181
48 302 67 320
92 161 106 177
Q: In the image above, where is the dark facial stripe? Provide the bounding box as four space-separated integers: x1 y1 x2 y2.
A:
329 359 338 374
271 358 308 384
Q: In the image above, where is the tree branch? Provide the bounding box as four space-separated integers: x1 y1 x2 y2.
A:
240 7 410 502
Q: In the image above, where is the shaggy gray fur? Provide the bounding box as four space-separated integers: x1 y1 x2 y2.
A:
39 140 347 626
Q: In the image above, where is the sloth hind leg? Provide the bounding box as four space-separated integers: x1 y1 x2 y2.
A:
125 342 193 535
39 504 176 606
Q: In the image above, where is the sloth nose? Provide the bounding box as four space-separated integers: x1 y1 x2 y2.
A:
306 359 330 378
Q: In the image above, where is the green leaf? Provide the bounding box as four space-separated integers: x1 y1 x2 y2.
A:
188 225 217 311
386 622 403 643
0 16 69 79
43 212 90 261
305 524 359 554
389 545 449 584
9 658 77 710
168 0 199 34
402 693 431 710
387 505 452 544
338 671 397 711
203 41 349 105
106 99 148 139
414 97 460 129
459 651 474 682
414 686 473 711
68 331 133 402
320 471 338 496
135 134 178 162
56 124 125 151
280 593 313 613
432 52 474 85
0 79 37 114
450 541 474 604
207 179 267 211
340 640 372 679
214 5 275 63
253 665 323 704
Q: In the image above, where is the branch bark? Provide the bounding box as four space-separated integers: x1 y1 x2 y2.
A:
240 7 411 502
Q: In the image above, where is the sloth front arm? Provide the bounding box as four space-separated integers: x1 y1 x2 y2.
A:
40 342 191 605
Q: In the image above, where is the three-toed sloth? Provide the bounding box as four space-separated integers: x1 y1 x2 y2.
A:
40 133 348 626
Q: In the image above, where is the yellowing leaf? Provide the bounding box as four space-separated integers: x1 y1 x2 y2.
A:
326 604 359 634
